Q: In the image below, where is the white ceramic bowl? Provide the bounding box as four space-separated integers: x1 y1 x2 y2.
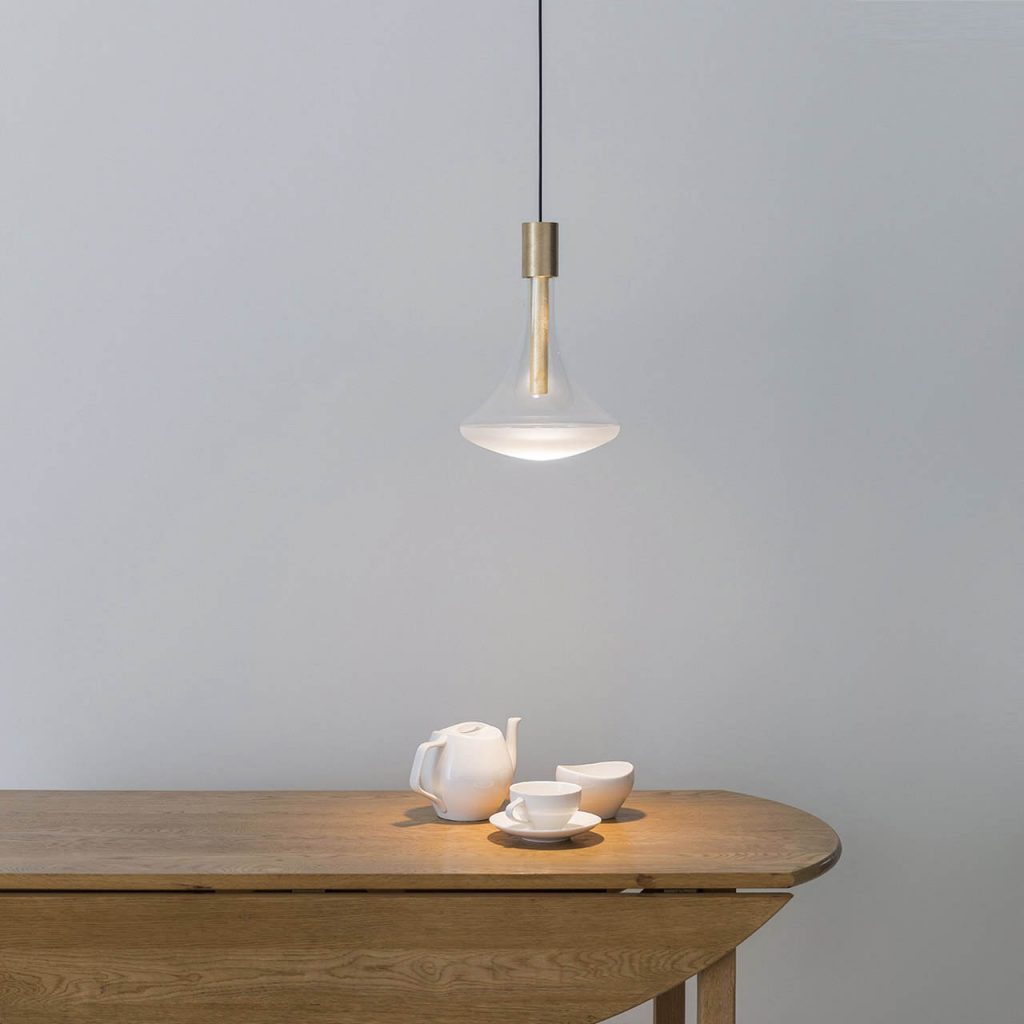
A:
555 761 635 819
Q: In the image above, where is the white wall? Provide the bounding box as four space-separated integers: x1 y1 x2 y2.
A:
2 2 1021 1021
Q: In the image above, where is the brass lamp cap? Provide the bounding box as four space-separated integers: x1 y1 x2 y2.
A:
522 222 559 278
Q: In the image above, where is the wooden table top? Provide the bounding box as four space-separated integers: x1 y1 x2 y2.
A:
0 790 840 892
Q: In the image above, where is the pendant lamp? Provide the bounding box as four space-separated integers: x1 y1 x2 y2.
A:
460 1 619 461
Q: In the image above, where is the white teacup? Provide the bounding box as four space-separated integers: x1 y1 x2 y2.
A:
506 781 581 831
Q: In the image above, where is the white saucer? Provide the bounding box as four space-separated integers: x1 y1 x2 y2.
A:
489 809 602 843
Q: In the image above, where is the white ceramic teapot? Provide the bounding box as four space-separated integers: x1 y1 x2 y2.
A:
410 718 522 821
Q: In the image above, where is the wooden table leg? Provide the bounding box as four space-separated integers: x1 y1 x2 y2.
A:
697 949 735 1024
654 980 685 1022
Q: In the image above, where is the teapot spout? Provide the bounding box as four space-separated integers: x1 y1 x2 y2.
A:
505 717 522 773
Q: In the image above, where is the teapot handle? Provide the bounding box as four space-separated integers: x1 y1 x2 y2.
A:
409 737 447 813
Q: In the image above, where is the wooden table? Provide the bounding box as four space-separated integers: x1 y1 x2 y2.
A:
0 790 840 1023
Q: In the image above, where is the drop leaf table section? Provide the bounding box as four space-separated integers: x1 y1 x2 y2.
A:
0 790 840 1023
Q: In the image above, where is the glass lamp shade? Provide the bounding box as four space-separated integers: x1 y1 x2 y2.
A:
461 280 620 461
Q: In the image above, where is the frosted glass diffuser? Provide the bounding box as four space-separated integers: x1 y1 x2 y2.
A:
461 223 619 462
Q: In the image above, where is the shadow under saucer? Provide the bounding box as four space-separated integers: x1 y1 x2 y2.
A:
485 829 604 850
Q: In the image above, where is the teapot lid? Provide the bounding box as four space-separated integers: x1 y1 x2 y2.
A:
439 721 502 739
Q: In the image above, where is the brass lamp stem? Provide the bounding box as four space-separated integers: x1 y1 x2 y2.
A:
529 278 550 396
522 222 558 397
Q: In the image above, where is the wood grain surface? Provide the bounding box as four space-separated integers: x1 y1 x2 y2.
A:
697 949 736 1024
0 892 786 1024
654 980 686 1023
0 790 840 891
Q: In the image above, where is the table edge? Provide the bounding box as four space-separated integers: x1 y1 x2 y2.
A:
0 788 842 892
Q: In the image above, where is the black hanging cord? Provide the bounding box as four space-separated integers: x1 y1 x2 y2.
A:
538 0 543 222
